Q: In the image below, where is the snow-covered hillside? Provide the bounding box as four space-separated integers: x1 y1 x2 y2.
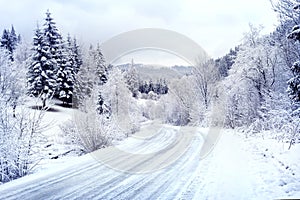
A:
116 63 193 80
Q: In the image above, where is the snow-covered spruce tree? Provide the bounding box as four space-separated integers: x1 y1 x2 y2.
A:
42 10 63 103
27 24 57 107
93 43 108 84
27 25 44 97
74 44 107 109
28 11 62 107
73 49 93 108
56 35 76 105
9 25 18 51
71 36 82 74
43 10 61 62
1 29 10 50
0 26 20 61
125 59 139 97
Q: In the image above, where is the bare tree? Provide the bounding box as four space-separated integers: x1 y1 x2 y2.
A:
192 59 219 109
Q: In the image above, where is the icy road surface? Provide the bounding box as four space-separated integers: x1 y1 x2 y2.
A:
0 122 299 199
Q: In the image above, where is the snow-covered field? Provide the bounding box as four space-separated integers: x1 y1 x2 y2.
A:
0 103 299 200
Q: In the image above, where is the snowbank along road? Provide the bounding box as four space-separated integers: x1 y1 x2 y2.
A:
0 121 299 199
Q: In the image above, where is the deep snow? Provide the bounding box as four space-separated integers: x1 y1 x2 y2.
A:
0 103 299 200
0 99 300 200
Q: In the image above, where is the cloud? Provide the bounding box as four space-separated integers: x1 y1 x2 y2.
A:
0 0 278 58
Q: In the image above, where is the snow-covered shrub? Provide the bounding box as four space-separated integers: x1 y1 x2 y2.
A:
73 111 113 153
61 90 114 153
219 34 285 128
100 68 141 136
147 91 159 100
157 60 219 127
0 101 46 184
140 100 157 120
160 76 199 126
160 90 189 126
189 100 207 126
0 48 46 184
62 68 142 153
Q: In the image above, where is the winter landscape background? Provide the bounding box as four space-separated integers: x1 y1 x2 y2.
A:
0 0 300 199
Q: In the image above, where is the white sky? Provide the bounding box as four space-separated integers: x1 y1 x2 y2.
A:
0 0 278 64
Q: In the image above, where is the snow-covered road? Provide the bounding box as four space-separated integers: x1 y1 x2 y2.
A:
0 122 299 199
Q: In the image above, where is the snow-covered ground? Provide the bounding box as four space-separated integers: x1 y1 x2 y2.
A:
0 106 299 200
17 98 79 173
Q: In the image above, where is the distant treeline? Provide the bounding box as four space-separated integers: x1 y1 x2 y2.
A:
138 79 168 95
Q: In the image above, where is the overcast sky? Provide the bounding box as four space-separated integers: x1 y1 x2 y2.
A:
0 0 278 64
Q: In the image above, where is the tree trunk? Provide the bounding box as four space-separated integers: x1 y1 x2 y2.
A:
13 104 16 118
42 98 46 108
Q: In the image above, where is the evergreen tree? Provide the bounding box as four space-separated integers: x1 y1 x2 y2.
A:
74 65 92 108
215 47 238 77
55 34 83 104
43 10 61 48
35 10 62 106
0 26 20 61
93 43 107 85
43 9 61 70
162 79 169 94
156 80 161 94
144 81 149 93
74 44 107 109
1 29 10 51
27 26 44 96
28 21 57 107
138 80 145 93
56 38 75 104
72 37 82 74
148 79 154 92
10 25 18 51
125 59 139 97
27 25 43 96
92 44 109 114
0 29 13 60
17 34 21 43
